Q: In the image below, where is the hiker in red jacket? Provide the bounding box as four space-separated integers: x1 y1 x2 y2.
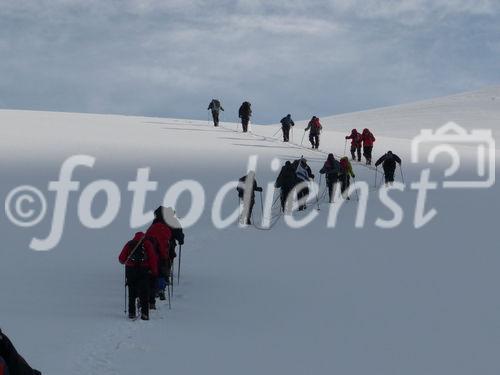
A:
305 116 322 149
345 129 362 162
145 209 173 304
339 157 355 200
361 128 376 165
119 232 158 320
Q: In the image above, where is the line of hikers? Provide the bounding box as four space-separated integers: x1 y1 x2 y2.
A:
208 101 323 148
279 114 323 148
345 128 376 165
237 151 402 222
118 206 185 321
208 99 252 133
208 100 378 165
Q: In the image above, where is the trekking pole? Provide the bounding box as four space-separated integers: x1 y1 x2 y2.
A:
301 130 306 145
343 139 347 156
124 271 127 315
315 175 322 210
259 191 264 217
167 281 172 310
399 164 405 184
374 167 378 188
352 176 360 202
177 244 182 285
170 261 174 295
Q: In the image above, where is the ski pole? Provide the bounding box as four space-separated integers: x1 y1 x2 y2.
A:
374 167 378 188
343 139 347 156
207 110 210 126
301 130 306 146
399 164 405 184
177 244 182 285
315 174 322 210
259 190 264 217
170 260 174 295
124 270 127 315
291 127 294 143
272 127 281 137
167 280 172 310
352 176 360 202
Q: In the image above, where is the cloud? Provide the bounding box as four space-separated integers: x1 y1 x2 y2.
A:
0 0 499 123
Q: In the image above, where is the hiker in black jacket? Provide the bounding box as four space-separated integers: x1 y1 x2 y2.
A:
275 161 297 213
207 99 224 127
280 114 295 142
375 151 402 185
237 171 263 225
238 101 252 133
319 153 341 203
305 116 322 149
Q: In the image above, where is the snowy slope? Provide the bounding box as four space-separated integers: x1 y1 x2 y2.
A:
314 85 500 140
0 88 499 375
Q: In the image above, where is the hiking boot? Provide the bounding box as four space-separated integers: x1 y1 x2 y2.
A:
141 313 149 321
128 312 136 320
149 302 156 310
159 290 166 301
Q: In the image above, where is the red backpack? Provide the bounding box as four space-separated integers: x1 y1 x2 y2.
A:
340 158 348 172
313 118 321 130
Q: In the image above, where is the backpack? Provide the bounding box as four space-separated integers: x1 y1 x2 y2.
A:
237 186 244 198
340 158 349 173
237 176 251 198
385 153 394 163
212 100 220 110
128 239 147 263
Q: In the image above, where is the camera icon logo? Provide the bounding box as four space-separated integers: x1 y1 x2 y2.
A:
411 122 495 188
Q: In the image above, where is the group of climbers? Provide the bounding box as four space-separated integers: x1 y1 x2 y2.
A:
117 100 403 320
238 148 401 223
208 99 253 132
237 153 358 223
345 128 376 164
119 207 184 321
318 154 355 203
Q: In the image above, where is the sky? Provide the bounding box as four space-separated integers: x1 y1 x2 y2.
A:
0 0 499 124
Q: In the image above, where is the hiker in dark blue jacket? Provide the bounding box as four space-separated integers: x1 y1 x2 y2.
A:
319 153 341 203
375 151 402 185
280 114 295 142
